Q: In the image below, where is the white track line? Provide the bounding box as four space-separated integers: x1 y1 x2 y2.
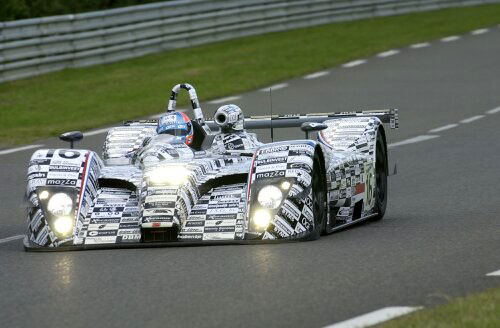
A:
84 127 112 136
428 123 458 133
388 135 439 149
342 60 367 68
377 49 400 58
486 106 500 114
304 71 330 79
0 235 24 245
441 36 460 42
260 83 288 92
0 144 44 156
471 28 489 35
410 42 430 49
208 96 241 104
486 270 500 276
460 115 484 124
323 306 422 328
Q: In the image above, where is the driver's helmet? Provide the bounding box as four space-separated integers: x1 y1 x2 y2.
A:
156 112 193 146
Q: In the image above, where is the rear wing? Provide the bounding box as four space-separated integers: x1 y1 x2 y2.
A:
124 109 399 130
212 109 399 130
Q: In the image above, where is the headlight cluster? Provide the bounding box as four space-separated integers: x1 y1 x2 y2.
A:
251 180 292 231
38 190 76 238
147 166 189 186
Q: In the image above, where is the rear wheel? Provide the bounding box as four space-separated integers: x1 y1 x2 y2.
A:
306 152 327 240
370 129 388 221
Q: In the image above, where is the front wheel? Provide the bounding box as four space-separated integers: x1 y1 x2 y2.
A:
306 152 327 240
370 129 388 221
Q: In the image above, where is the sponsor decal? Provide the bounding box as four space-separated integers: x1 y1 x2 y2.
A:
203 232 235 240
190 209 207 215
255 163 287 173
288 162 312 173
182 227 204 233
273 217 293 236
84 236 117 244
143 215 174 222
46 171 79 180
206 207 239 215
92 206 125 213
46 178 77 186
49 165 80 172
185 220 204 227
120 234 141 241
255 170 285 179
258 145 288 154
30 209 44 232
337 207 350 217
204 226 235 233
30 158 51 165
208 202 239 209
143 201 175 209
117 229 141 235
91 211 122 218
27 172 47 180
178 233 203 240
206 214 238 220
120 217 140 223
145 195 177 203
281 200 301 220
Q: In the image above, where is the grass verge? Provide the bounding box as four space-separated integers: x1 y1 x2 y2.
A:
1 4 500 147
378 287 500 328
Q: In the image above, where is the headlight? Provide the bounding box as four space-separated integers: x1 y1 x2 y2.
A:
147 166 189 186
47 193 73 216
39 190 50 200
53 216 74 236
253 209 272 229
257 185 283 209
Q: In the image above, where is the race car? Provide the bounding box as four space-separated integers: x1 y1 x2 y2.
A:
23 83 398 251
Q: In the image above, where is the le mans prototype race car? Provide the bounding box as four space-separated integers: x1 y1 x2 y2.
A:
23 83 398 251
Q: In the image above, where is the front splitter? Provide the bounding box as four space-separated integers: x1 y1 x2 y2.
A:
23 235 305 252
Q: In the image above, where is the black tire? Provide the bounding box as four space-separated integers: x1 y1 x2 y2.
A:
370 129 388 221
306 152 327 240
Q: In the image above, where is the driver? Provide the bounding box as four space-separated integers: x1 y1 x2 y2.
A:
156 112 194 146
212 104 261 152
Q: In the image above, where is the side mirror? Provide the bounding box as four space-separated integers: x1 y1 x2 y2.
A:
300 122 327 139
59 131 83 149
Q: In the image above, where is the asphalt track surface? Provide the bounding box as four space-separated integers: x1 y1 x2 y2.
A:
1 26 500 328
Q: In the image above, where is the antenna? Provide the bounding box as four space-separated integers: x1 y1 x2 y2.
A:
269 87 274 142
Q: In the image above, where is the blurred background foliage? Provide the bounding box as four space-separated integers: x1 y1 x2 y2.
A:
0 0 166 21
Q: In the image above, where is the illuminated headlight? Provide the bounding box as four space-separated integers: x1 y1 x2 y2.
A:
253 209 272 229
53 216 74 236
257 185 283 209
47 193 73 216
147 166 189 185
39 190 50 200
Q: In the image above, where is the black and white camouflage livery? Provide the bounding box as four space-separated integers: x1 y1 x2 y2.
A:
24 83 398 250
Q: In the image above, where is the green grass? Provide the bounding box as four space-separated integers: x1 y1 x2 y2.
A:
1 4 500 147
378 287 500 328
